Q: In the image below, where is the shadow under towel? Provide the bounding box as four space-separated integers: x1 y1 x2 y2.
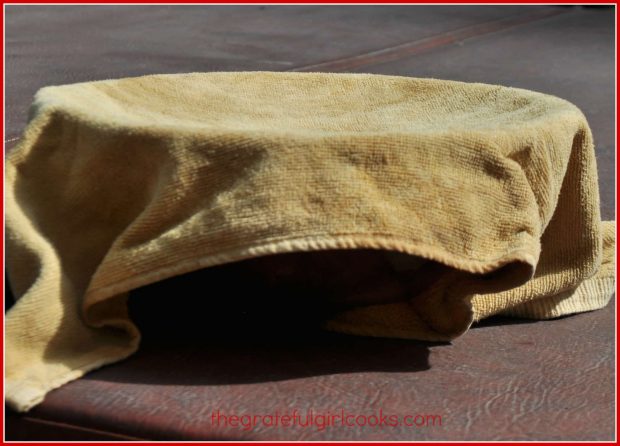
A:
5 72 615 412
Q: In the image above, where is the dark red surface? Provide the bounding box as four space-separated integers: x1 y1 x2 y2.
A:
6 301 614 441
4 5 615 441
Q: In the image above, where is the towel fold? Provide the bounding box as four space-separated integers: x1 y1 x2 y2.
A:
5 72 615 412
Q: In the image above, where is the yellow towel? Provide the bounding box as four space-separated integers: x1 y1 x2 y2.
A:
5 72 615 412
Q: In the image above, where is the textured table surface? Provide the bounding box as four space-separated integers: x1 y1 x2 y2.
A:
5 5 615 441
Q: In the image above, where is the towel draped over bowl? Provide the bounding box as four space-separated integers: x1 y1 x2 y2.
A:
5 72 615 412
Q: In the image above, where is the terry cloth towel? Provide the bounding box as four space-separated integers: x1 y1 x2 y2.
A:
5 72 615 413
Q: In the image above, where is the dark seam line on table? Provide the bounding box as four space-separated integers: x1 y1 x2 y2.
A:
288 8 568 73
15 416 148 441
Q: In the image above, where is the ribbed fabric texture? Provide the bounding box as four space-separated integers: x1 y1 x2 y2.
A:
5 72 615 412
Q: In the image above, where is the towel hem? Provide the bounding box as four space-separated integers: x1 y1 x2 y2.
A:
85 233 540 309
